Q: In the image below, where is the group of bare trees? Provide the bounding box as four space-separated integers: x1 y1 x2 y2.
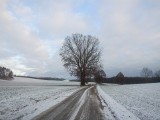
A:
0 66 14 80
155 70 160 77
116 72 125 84
93 65 106 84
141 67 160 78
60 33 106 85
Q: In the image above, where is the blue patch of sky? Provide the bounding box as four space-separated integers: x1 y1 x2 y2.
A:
141 0 160 9
134 0 159 13
21 0 58 40
6 2 18 19
6 1 38 32
22 0 34 9
74 1 101 30
131 0 160 29
8 0 48 40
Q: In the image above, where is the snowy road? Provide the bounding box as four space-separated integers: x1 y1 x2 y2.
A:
33 85 105 120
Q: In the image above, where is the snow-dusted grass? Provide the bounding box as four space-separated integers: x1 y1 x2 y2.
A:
97 85 140 120
0 77 79 86
99 83 160 120
0 77 82 120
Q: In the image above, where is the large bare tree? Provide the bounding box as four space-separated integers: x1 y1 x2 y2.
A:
60 33 101 86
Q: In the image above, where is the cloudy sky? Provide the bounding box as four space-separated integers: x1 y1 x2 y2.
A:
0 0 160 78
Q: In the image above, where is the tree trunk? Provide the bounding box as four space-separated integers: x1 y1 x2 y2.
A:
80 72 86 86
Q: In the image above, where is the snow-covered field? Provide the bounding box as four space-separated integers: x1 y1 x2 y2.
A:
0 77 82 120
0 77 79 86
1 77 160 120
99 83 160 120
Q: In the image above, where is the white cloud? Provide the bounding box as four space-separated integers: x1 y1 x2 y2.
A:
0 1 48 59
97 0 160 76
35 0 92 39
0 0 160 78
0 0 50 76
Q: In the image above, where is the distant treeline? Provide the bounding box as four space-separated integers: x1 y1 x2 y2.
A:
16 75 65 81
71 77 160 84
0 66 14 80
103 77 160 84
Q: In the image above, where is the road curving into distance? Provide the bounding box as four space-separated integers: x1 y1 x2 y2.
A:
33 85 105 120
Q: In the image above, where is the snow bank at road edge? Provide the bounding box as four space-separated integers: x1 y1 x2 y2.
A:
97 85 140 120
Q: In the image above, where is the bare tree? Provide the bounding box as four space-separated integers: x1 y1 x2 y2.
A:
155 70 160 77
60 33 101 86
94 69 106 84
116 72 124 84
141 67 153 78
0 66 14 80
